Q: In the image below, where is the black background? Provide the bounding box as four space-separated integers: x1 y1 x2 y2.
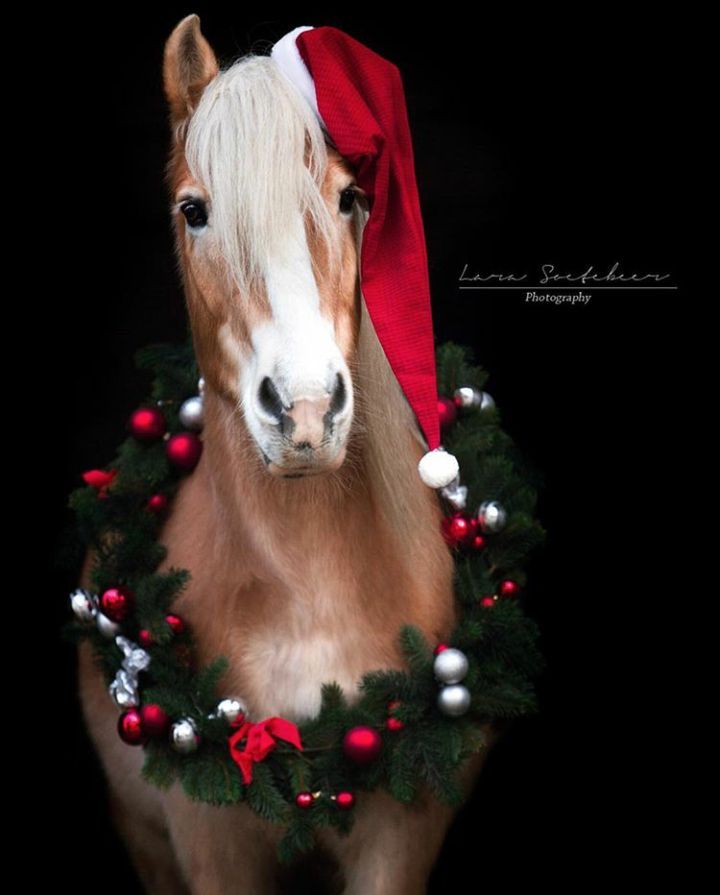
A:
38 5 680 890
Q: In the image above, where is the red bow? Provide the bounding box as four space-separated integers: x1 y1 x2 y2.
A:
228 717 303 785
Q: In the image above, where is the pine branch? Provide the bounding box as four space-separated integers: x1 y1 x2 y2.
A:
179 747 243 805
246 763 291 824
278 812 317 863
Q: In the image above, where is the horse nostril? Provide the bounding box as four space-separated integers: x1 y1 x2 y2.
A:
258 376 285 421
328 372 347 418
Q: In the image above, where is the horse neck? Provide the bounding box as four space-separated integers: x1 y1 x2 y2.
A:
193 298 454 620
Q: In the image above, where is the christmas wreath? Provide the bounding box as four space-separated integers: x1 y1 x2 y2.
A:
65 338 545 860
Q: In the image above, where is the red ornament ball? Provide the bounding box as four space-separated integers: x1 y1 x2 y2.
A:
140 704 170 738
470 533 486 552
138 629 155 649
129 406 166 442
165 614 185 636
146 494 168 514
295 792 314 810
499 580 520 598
386 700 405 731
166 432 203 472
441 512 477 549
100 586 134 623
336 791 355 810
343 726 382 765
438 397 458 432
480 596 497 608
118 709 146 746
434 643 449 655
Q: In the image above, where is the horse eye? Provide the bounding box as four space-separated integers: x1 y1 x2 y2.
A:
339 187 357 215
180 200 208 229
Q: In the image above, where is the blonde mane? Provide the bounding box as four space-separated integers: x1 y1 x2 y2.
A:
185 55 341 293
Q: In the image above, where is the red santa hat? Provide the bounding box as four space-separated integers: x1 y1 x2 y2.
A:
271 25 459 490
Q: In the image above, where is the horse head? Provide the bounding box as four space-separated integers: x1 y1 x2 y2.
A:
163 16 364 479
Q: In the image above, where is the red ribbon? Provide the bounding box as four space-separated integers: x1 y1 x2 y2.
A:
228 717 303 785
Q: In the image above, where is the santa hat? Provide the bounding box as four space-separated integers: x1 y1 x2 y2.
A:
271 26 459 490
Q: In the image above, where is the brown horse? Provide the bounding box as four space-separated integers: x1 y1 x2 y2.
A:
78 15 497 893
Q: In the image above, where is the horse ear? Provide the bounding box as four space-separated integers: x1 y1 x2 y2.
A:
163 14 219 129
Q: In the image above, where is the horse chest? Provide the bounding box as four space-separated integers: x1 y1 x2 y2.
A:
237 602 370 722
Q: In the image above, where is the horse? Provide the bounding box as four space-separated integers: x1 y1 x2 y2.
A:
77 15 498 894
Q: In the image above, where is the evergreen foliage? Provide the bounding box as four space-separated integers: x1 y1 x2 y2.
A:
65 338 545 860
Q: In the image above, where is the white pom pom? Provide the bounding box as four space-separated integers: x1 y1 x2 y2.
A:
418 448 459 488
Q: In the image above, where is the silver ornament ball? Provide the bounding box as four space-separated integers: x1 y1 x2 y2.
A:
69 588 97 623
437 684 472 717
215 697 247 725
178 396 204 432
478 391 495 411
433 648 469 685
171 718 200 754
477 500 508 534
453 386 481 409
96 612 121 639
198 376 206 395
453 386 495 412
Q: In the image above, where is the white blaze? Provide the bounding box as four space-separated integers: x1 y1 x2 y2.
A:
243 213 346 415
